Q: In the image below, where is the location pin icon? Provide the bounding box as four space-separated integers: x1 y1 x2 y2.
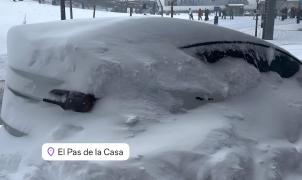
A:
47 147 55 156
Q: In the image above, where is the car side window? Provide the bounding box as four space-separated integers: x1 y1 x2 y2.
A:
181 42 300 78
270 50 300 78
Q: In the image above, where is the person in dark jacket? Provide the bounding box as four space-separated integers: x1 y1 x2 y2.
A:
198 8 203 20
204 9 209 21
230 8 234 19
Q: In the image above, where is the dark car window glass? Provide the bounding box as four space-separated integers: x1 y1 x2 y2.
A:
270 50 300 78
181 41 300 78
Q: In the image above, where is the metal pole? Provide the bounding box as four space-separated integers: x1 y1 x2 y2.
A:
255 0 259 37
69 0 73 19
171 1 174 18
297 0 301 24
93 0 96 18
60 0 66 20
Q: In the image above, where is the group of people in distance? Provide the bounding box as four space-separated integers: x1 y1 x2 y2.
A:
188 8 210 21
188 8 234 21
280 7 301 21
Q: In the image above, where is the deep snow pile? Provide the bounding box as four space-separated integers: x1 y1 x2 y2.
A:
0 17 302 180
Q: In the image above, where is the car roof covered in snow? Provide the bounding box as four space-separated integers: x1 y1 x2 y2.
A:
8 17 281 51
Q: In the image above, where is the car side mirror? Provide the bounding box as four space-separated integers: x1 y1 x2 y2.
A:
43 89 97 112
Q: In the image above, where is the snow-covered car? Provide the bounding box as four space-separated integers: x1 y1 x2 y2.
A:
1 17 301 137
3 17 302 180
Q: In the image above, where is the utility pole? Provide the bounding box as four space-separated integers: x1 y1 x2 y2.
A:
60 0 66 20
254 0 259 37
69 0 73 19
262 0 276 40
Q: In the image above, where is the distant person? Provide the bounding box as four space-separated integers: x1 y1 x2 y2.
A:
230 9 234 19
281 8 287 21
253 9 257 20
284 7 288 19
290 7 296 18
130 7 133 16
204 9 209 21
297 8 301 21
189 8 194 20
142 4 147 10
198 8 203 20
221 9 226 19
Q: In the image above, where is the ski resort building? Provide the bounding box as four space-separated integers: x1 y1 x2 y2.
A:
161 0 248 11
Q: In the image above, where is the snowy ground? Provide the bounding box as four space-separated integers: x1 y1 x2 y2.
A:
1 1 302 180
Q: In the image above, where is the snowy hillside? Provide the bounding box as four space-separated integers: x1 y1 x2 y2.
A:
0 1 302 180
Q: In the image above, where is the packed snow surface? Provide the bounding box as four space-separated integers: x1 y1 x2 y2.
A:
0 1 302 180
